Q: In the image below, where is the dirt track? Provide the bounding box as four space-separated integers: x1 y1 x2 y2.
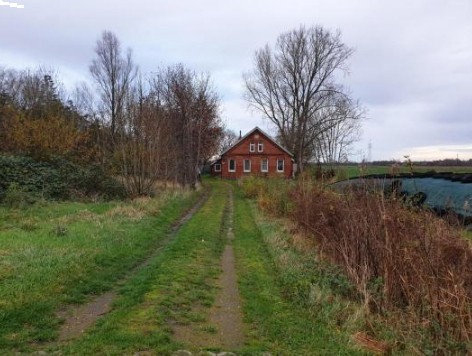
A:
56 191 210 342
172 188 245 350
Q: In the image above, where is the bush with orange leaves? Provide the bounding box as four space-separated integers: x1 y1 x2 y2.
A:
1 110 97 164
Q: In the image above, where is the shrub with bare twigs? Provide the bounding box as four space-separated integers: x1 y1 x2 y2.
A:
242 175 472 352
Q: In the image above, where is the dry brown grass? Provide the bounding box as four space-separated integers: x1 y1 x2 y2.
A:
289 180 472 351
105 205 145 221
352 331 390 354
244 176 472 352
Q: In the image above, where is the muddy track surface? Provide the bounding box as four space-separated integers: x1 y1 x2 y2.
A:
172 187 245 350
207 188 245 348
55 190 211 342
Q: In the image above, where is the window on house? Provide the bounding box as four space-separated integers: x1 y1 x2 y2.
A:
258 142 264 152
244 159 251 172
277 159 284 172
214 163 221 172
261 159 268 172
228 159 236 172
249 143 255 152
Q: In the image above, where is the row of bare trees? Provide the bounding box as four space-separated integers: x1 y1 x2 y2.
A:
0 31 223 197
89 31 222 194
244 25 364 172
114 66 221 194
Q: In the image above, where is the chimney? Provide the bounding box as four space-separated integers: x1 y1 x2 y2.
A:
239 130 242 139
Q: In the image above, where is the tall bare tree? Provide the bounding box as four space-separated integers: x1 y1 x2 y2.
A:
89 30 136 142
115 76 167 196
314 96 363 165
151 64 221 188
218 129 238 154
244 25 357 172
112 65 222 194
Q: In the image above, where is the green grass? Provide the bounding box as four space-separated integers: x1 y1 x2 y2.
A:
59 181 228 355
0 178 379 354
232 186 364 355
463 230 472 240
0 190 200 352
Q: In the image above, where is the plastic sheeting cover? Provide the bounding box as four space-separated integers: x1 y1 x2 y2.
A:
335 178 472 217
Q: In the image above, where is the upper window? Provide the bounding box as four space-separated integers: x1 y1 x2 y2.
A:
258 142 264 152
249 143 255 152
228 159 236 172
261 159 268 172
244 159 251 172
277 159 284 172
214 163 221 172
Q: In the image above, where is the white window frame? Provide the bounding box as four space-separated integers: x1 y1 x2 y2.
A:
243 159 251 172
277 159 284 172
258 142 264 152
228 159 236 172
214 163 221 172
249 143 255 152
261 158 268 173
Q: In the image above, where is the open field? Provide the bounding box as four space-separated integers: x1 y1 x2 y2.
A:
334 165 472 180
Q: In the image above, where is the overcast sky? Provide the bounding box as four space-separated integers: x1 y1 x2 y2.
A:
1 0 471 161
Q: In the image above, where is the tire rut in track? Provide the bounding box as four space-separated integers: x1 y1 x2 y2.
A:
172 187 245 350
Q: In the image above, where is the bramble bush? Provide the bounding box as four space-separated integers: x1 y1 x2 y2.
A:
0 155 126 203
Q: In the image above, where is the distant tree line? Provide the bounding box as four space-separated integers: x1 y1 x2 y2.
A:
0 30 224 198
370 159 472 167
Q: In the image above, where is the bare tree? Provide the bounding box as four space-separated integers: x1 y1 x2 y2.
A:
115 76 167 196
89 30 136 142
218 129 238 154
244 25 357 172
151 64 221 188
113 65 221 194
0 67 66 119
70 82 96 119
314 96 363 165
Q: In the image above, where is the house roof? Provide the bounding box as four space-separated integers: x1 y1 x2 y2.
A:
220 126 294 157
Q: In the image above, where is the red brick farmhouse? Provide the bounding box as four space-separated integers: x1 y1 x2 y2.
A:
211 127 294 179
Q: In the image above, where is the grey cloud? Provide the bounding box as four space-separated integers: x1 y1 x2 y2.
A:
0 0 470 160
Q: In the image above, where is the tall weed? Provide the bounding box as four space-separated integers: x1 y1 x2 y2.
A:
241 176 294 216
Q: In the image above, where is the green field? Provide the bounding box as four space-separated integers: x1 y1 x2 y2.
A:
334 165 472 180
